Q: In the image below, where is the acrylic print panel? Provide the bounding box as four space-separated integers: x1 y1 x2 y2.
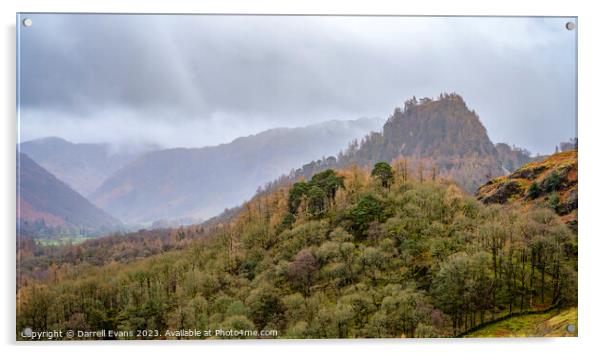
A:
16 14 577 340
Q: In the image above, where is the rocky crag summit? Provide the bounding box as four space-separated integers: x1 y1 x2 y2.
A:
294 93 531 193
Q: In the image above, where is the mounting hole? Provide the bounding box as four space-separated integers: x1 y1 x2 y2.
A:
565 21 575 31
566 324 576 333
22 18 33 27
21 327 32 337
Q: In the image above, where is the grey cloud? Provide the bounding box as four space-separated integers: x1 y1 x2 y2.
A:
18 15 576 154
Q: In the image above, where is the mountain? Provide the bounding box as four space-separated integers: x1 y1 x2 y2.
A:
17 153 122 237
292 93 527 193
476 150 577 231
19 137 155 196
90 118 384 224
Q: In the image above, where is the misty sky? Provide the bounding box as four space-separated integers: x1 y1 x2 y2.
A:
18 14 576 155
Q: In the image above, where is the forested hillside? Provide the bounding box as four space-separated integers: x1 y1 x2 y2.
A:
17 161 577 339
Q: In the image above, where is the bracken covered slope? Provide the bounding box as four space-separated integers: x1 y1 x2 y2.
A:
476 150 577 231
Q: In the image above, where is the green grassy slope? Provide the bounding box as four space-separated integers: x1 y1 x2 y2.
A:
465 307 577 337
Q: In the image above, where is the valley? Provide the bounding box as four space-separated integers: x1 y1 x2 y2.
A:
16 94 578 339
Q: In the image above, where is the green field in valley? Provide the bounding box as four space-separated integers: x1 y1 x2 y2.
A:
34 235 96 247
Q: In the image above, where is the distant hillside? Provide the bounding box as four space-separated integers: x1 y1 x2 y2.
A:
90 118 384 224
291 93 530 192
476 150 577 231
17 153 122 237
19 137 155 196
495 143 533 173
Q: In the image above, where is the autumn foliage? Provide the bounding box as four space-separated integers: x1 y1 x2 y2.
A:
17 160 577 339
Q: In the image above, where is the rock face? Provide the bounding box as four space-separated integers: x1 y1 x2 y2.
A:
476 150 578 230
